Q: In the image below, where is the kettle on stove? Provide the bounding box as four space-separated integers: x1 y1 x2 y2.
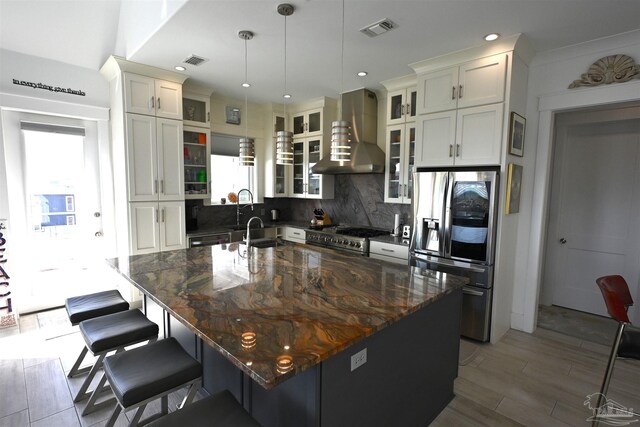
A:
270 209 280 222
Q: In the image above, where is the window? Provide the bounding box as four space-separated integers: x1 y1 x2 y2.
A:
210 133 256 204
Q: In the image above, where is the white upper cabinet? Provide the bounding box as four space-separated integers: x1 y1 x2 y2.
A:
415 103 503 167
126 114 184 202
124 73 182 120
416 54 506 115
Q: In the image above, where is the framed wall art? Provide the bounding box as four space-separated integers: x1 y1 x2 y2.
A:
509 112 526 157
505 163 523 214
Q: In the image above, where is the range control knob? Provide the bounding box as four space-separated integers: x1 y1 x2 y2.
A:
355 242 362 248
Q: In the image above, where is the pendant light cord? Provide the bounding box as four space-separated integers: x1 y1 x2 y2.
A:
245 37 248 140
283 13 288 124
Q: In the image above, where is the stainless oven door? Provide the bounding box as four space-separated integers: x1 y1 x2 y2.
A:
411 254 492 342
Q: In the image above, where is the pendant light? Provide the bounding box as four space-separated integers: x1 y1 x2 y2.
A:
330 0 352 162
239 30 255 167
275 3 294 166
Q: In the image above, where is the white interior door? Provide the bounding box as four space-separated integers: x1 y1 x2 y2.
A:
5 113 110 313
545 115 640 322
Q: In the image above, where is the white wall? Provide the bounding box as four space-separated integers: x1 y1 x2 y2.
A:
511 30 640 332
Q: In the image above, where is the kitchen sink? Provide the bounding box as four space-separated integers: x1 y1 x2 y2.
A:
239 238 285 249
229 227 278 243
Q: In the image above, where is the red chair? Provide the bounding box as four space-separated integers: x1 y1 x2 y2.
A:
594 275 640 419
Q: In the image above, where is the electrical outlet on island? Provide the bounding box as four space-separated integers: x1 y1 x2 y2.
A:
350 348 367 371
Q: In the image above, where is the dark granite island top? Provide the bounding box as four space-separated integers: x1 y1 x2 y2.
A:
107 243 465 389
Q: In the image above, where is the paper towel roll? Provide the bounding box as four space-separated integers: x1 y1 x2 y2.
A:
392 214 401 236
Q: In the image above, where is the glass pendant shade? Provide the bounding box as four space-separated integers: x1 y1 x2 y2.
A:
330 120 351 161
239 137 255 166
276 130 293 165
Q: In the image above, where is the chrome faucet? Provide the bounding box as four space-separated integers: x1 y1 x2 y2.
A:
236 188 254 227
245 216 264 250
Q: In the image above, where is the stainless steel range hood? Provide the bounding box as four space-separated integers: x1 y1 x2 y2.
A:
311 88 385 174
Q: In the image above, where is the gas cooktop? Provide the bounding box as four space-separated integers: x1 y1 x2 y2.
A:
305 226 390 255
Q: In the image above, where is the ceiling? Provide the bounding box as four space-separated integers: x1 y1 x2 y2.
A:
1 0 640 104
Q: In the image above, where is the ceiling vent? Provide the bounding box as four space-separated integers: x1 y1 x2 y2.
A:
360 18 397 38
183 54 209 66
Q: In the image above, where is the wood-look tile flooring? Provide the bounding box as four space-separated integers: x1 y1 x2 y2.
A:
0 309 197 427
1 308 638 426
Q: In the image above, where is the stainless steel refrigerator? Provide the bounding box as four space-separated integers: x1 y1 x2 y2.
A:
410 167 499 342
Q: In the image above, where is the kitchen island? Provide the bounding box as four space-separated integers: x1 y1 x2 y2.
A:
107 242 465 427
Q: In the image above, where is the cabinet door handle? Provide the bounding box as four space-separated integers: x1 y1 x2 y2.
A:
207 112 210 122
160 180 164 194
381 248 395 253
458 85 463 99
456 144 460 157
452 86 456 100
406 103 411 117
449 144 453 157
162 208 165 223
156 208 159 223
154 179 158 194
157 97 161 110
401 104 405 116
150 96 155 109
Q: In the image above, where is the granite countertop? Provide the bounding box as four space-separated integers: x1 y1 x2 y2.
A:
107 243 466 389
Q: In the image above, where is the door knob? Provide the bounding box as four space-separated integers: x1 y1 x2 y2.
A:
559 238 567 244
95 231 103 237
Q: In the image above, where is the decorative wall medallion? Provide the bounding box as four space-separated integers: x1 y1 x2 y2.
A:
568 54 640 89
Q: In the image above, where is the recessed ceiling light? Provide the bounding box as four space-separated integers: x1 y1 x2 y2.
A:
484 33 500 42
357 71 368 77
242 82 251 88
283 94 291 99
174 65 186 71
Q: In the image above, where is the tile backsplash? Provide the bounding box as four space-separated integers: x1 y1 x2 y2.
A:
192 174 412 232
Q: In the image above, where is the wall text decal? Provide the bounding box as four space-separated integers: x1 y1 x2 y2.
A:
0 220 16 329
12 78 86 96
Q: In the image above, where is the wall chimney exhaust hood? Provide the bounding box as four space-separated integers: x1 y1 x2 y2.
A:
311 88 385 174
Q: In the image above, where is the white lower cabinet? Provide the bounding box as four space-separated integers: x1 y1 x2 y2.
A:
129 201 186 254
369 241 409 264
283 227 306 244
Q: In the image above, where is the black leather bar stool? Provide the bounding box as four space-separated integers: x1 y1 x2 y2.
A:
148 390 261 427
593 275 640 425
102 337 202 427
75 309 159 416
65 289 129 377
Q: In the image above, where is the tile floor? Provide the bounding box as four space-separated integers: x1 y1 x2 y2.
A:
0 305 638 426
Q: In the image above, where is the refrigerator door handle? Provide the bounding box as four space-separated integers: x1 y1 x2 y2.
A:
463 286 484 297
439 173 449 255
443 173 453 257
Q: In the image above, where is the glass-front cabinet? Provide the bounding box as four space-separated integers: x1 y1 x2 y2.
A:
291 137 330 199
291 108 322 138
183 127 210 199
384 124 415 204
386 86 417 126
182 93 210 128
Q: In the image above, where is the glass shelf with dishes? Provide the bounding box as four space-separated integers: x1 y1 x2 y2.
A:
183 127 210 199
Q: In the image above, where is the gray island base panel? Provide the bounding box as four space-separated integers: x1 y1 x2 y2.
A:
108 243 465 427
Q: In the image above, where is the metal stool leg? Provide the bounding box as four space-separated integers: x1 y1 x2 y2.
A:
128 403 148 426
82 372 114 416
178 382 199 410
74 353 106 402
105 403 122 427
68 346 90 378
593 322 627 427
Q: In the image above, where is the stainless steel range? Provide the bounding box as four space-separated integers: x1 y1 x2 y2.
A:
305 226 389 255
